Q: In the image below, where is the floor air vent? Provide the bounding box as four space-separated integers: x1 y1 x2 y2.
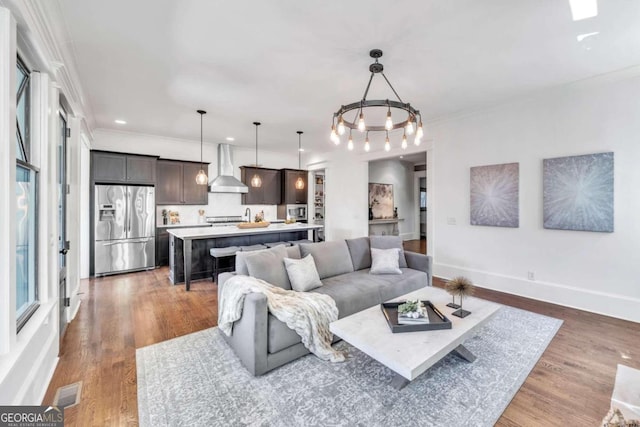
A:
53 381 82 409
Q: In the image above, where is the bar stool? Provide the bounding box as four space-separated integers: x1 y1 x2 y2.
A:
287 239 312 246
239 244 267 252
264 241 292 248
210 246 240 283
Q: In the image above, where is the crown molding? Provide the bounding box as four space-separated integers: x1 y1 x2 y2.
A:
426 64 640 128
2 0 95 137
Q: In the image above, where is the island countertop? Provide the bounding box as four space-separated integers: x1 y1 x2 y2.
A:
167 223 323 240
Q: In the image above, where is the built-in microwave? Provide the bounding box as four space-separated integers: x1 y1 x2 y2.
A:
277 204 307 222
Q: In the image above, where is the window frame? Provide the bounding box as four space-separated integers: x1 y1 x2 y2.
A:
15 55 39 332
16 55 30 162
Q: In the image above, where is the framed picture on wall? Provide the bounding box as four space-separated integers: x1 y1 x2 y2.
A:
369 183 394 219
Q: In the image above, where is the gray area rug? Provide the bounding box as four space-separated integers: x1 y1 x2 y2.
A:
137 306 562 427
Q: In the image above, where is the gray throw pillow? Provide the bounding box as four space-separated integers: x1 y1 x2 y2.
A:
346 237 372 270
370 235 407 268
284 255 323 292
370 248 402 275
299 241 354 279
244 245 291 290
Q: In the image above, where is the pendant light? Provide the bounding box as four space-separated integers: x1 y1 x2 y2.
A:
295 131 305 190
250 121 262 188
195 110 208 185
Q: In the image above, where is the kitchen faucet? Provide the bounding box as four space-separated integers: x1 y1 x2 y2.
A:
244 207 251 223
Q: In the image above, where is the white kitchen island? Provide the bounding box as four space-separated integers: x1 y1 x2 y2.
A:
168 223 323 290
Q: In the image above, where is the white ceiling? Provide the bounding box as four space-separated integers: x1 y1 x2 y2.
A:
52 0 640 154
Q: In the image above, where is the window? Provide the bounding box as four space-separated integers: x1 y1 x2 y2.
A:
15 56 38 330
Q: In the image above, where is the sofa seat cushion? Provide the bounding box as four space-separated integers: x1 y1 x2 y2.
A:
266 268 428 354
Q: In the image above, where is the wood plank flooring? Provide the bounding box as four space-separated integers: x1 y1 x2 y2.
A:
42 242 640 426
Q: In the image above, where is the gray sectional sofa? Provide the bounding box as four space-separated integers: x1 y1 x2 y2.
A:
217 236 433 376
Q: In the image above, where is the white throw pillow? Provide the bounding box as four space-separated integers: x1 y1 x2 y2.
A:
284 254 323 292
370 248 403 275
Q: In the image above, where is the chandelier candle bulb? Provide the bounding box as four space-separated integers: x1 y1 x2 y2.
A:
406 119 415 135
401 134 408 149
337 116 346 135
385 109 393 130
358 112 366 132
416 121 424 139
347 132 354 151
364 133 371 152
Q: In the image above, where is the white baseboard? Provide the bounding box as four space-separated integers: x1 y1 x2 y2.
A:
400 232 416 241
435 263 640 323
36 356 59 405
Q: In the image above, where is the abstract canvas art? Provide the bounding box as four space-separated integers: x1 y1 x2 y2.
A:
543 152 614 232
470 163 519 228
369 183 394 219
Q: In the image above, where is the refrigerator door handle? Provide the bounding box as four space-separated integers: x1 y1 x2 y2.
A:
127 188 132 233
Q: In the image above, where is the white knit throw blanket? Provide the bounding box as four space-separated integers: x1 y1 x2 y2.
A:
218 275 345 363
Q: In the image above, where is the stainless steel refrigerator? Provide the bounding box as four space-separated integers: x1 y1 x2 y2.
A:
94 185 155 276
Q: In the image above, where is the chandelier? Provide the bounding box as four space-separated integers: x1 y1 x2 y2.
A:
330 49 423 152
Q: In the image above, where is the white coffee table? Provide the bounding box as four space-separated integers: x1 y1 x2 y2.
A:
330 286 501 389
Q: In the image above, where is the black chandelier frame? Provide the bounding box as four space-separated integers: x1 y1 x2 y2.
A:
331 49 422 133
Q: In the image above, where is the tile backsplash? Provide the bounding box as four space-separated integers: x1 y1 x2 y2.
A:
156 202 278 226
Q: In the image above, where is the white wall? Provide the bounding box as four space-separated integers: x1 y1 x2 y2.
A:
430 72 640 322
368 159 416 240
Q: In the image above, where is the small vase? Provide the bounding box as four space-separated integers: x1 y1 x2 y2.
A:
369 207 373 220
163 217 168 225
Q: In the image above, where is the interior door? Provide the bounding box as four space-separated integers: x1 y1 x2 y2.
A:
58 110 69 342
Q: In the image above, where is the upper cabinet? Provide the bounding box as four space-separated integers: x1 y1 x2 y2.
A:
281 169 308 204
240 167 281 205
156 160 208 205
91 151 157 185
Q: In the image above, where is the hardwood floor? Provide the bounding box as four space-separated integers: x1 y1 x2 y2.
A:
43 257 639 426
42 269 217 426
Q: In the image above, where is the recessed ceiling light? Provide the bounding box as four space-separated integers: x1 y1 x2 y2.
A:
225 137 235 141
114 119 127 125
400 155 404 159
569 0 597 21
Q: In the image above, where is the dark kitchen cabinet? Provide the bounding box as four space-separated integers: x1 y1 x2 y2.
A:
156 160 208 205
240 167 281 205
281 169 308 204
126 155 156 184
182 162 208 204
91 151 157 184
156 228 170 266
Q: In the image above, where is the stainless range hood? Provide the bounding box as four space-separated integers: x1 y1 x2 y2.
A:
208 144 248 193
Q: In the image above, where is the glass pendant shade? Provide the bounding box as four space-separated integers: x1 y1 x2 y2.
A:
195 169 208 185
295 131 305 190
251 173 262 188
252 121 262 187
196 109 208 185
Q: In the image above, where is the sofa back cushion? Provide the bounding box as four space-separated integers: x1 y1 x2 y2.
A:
370 235 408 268
236 245 300 276
299 241 354 280
345 237 371 270
243 245 292 290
